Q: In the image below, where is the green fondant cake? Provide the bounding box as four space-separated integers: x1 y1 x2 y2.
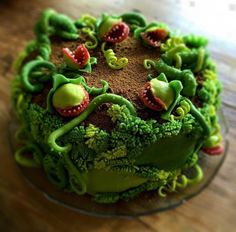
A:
11 9 224 203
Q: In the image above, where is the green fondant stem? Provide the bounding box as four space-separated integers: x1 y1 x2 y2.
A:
186 164 203 184
158 186 167 197
193 48 205 72
176 175 188 188
63 152 87 194
82 80 109 95
120 12 147 28
14 143 43 168
21 60 56 93
183 97 211 137
48 93 137 153
81 27 98 49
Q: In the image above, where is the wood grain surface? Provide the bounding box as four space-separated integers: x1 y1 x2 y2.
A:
0 0 235 231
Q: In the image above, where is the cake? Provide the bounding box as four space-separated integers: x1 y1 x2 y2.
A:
11 9 224 203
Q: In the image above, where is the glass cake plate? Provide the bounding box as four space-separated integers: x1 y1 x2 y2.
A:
8 110 228 218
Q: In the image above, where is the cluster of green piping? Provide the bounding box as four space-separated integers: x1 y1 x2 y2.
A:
48 93 137 154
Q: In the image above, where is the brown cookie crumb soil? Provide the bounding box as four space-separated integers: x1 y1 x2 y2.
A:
50 36 164 129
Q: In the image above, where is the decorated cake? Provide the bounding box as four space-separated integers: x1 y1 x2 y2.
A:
11 9 224 203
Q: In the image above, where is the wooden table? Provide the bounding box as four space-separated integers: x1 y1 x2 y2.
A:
0 0 236 231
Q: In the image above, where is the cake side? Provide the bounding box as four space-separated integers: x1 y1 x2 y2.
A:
11 9 223 203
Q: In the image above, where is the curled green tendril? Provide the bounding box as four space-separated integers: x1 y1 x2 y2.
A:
163 44 187 68
15 126 27 141
183 34 208 48
101 42 128 70
161 37 184 52
35 9 79 40
158 186 167 197
64 152 87 195
13 38 51 72
161 79 183 120
193 48 205 72
171 48 208 73
183 97 211 137
120 12 147 31
75 14 97 30
81 27 98 49
152 59 197 97
43 155 67 189
83 79 109 95
173 100 191 120
185 164 203 184
176 175 188 188
165 180 177 192
161 37 188 69
16 94 24 117
143 59 156 69
13 51 28 72
21 60 56 93
13 40 37 72
38 43 51 60
14 143 43 168
48 93 137 154
62 74 109 95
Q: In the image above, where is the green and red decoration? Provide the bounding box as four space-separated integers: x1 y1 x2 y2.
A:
141 27 168 48
47 74 90 117
97 14 129 43
62 44 90 69
52 83 89 117
134 22 169 48
139 75 177 111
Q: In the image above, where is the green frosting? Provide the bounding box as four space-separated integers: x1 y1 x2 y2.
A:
52 83 85 108
84 169 147 194
135 133 200 170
